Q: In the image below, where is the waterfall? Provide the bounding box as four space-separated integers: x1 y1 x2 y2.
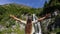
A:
32 14 42 34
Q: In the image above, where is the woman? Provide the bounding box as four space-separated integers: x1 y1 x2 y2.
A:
10 13 51 34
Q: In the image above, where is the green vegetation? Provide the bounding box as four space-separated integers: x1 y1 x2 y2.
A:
0 0 60 34
0 3 43 34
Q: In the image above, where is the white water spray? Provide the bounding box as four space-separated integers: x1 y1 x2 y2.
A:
32 14 42 34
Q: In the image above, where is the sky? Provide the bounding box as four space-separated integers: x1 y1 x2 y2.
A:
0 0 49 8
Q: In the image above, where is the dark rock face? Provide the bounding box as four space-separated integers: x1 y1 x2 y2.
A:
47 23 54 32
47 16 60 32
54 17 60 28
56 32 60 34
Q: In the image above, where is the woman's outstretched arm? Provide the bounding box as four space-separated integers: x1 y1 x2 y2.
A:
38 13 51 22
10 14 27 24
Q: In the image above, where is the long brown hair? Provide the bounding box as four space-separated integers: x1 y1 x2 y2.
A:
25 16 32 34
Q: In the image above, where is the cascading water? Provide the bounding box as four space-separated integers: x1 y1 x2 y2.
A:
32 14 42 34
